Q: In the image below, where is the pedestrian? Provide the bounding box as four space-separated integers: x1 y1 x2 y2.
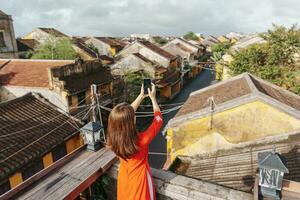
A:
107 83 163 200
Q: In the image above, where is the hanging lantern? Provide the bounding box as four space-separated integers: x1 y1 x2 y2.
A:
258 147 289 200
80 121 104 151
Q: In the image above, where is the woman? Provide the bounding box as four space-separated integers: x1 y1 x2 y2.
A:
107 83 163 200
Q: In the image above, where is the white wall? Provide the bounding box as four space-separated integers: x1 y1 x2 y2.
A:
111 55 155 77
0 86 68 111
85 38 111 56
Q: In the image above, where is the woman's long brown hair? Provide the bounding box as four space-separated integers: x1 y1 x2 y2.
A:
107 103 139 160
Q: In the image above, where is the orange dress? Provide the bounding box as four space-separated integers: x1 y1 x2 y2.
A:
117 111 163 200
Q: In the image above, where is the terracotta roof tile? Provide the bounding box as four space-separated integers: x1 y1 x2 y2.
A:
96 37 126 48
0 59 73 88
172 133 300 192
175 77 252 117
139 41 176 60
0 93 82 180
17 39 40 51
38 28 68 37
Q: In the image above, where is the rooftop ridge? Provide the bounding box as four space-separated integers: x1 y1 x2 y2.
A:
0 58 75 62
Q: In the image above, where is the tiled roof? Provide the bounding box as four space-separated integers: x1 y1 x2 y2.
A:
133 53 155 65
38 28 68 37
95 37 126 48
177 38 201 50
139 41 176 60
99 55 114 63
0 10 8 16
175 75 252 117
17 39 40 51
175 43 193 53
53 61 112 94
0 93 82 180
174 73 300 119
250 75 300 111
72 38 98 58
0 59 73 88
171 132 300 192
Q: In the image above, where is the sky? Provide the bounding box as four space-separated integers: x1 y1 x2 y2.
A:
1 0 300 37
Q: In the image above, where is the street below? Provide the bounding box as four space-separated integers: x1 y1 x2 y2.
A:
147 68 216 168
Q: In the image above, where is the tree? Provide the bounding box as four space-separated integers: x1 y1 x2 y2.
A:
32 36 77 60
154 37 168 46
211 42 232 62
183 31 199 41
123 71 151 104
87 42 99 54
228 24 300 94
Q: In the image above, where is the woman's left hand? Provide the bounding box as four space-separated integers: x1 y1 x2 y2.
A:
139 84 148 99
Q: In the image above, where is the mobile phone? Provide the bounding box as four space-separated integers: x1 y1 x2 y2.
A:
144 79 151 94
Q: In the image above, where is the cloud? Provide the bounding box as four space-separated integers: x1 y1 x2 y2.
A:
1 0 300 37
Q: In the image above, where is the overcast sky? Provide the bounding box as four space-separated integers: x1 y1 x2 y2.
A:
1 0 300 37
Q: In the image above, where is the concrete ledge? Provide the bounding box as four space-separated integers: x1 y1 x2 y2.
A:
105 163 253 200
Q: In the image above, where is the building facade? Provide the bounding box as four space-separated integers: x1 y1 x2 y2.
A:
0 10 18 59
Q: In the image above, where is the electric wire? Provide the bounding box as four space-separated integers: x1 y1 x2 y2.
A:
0 107 93 163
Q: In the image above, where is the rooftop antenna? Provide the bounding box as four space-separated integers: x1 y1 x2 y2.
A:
208 96 216 130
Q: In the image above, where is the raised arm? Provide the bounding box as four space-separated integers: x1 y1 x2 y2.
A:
139 83 163 146
148 83 160 113
131 84 147 112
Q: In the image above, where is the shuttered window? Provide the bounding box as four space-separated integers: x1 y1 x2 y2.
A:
52 144 67 162
0 180 10 195
22 159 44 180
0 32 5 47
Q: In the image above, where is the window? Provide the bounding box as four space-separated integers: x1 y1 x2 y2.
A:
77 91 86 106
0 180 10 196
52 144 67 162
68 96 73 107
0 32 5 48
22 159 44 180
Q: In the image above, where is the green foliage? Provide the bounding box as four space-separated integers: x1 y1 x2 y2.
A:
87 42 99 54
32 36 77 60
91 175 111 200
183 31 199 41
124 71 151 104
154 37 168 46
228 24 300 94
198 54 210 62
211 42 232 62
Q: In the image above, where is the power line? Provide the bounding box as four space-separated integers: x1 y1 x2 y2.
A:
0 105 91 139
0 107 91 163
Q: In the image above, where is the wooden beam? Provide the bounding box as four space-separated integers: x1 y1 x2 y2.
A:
63 152 117 200
282 179 300 193
253 175 259 200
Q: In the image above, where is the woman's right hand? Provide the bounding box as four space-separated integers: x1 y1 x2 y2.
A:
147 83 156 100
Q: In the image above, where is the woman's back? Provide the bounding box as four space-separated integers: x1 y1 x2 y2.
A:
118 111 163 200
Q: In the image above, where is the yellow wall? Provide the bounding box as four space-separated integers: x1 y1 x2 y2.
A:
9 172 23 188
42 152 54 168
22 33 33 39
167 100 300 162
110 47 116 56
66 134 83 154
73 45 95 60
218 36 230 43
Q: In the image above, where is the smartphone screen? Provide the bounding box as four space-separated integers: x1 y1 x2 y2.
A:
144 79 151 94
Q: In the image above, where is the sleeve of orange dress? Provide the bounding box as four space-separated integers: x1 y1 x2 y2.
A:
140 111 163 146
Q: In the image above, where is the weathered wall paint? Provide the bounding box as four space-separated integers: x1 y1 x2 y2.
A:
167 100 300 161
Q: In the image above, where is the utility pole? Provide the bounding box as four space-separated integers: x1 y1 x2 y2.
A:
91 84 97 122
91 84 106 142
209 96 216 130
